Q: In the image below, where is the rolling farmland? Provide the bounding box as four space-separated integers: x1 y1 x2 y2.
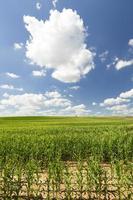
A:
0 117 133 199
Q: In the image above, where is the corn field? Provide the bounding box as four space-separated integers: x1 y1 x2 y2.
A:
0 117 133 199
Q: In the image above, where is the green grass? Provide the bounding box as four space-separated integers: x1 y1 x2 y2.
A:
0 116 133 199
0 116 133 163
0 116 133 128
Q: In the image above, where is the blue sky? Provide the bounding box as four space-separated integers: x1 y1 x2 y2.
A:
0 0 133 116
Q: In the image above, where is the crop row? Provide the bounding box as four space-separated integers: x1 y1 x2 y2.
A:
0 125 133 199
0 158 133 199
0 126 133 165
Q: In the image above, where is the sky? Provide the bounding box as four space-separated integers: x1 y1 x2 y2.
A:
0 0 133 116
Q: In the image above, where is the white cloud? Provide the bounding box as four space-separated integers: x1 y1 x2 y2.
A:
32 70 46 77
52 0 58 8
99 51 109 62
128 39 133 47
100 88 133 115
106 104 128 113
107 56 133 70
120 88 133 99
0 84 14 90
112 39 133 71
69 86 80 90
0 91 90 116
63 104 91 116
36 2 41 10
100 97 130 107
106 64 112 69
45 91 61 98
17 88 24 91
24 9 94 83
3 93 9 98
92 102 97 106
14 43 23 50
106 57 119 69
115 59 133 70
5 72 20 79
113 57 119 63
0 84 23 91
69 94 73 97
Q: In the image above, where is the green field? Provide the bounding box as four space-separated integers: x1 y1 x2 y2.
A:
0 117 133 199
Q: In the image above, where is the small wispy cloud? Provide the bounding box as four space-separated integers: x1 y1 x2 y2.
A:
0 84 24 91
52 0 58 8
99 51 109 63
128 39 133 47
0 84 14 90
92 102 97 106
5 72 20 79
69 86 80 90
32 70 46 77
36 2 42 10
14 43 23 50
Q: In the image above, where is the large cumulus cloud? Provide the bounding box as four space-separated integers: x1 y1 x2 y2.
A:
24 9 94 83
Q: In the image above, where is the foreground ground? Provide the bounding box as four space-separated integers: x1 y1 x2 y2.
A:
0 116 133 199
